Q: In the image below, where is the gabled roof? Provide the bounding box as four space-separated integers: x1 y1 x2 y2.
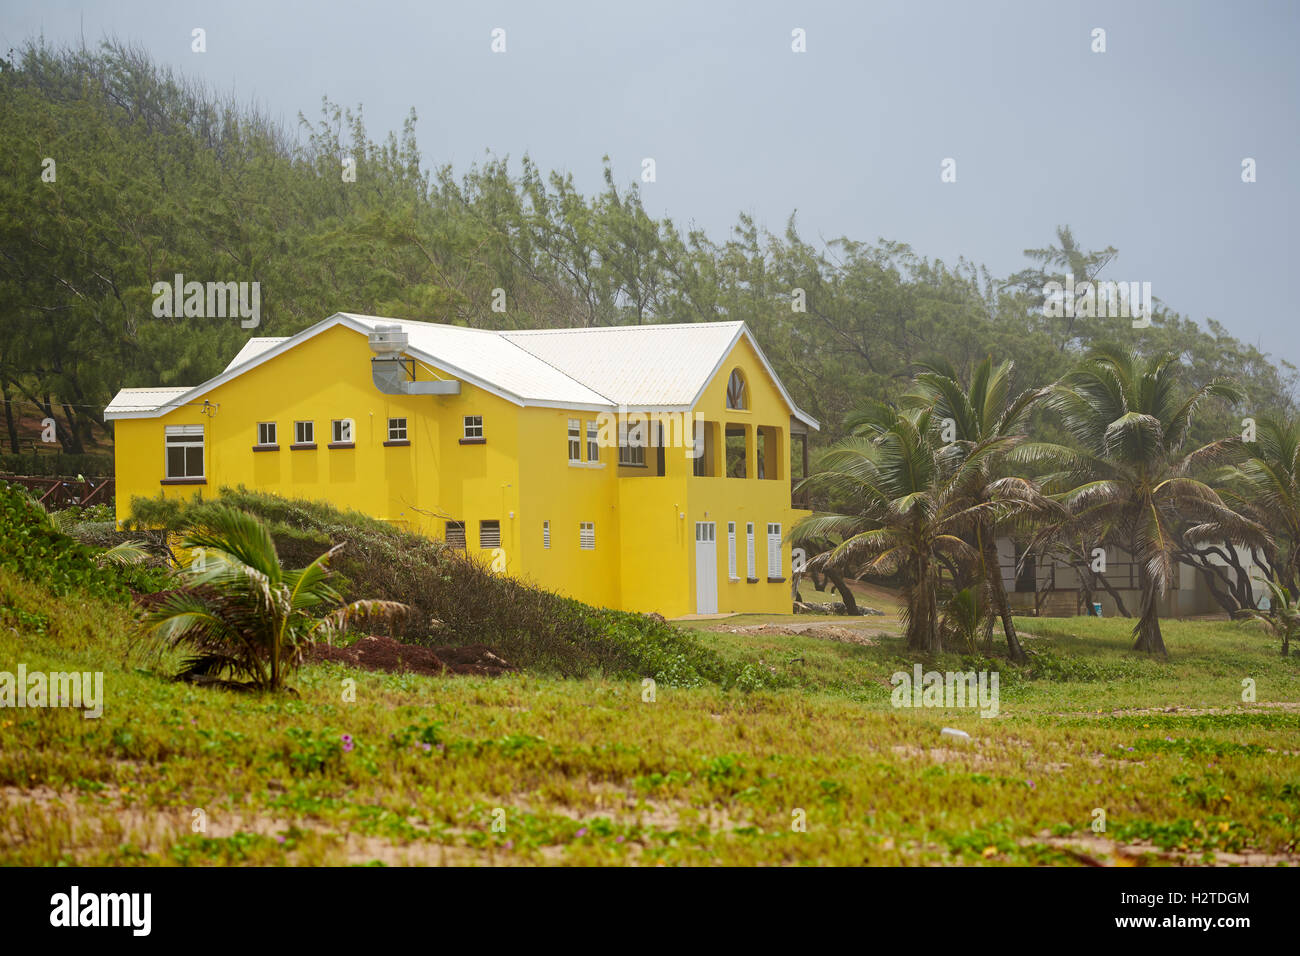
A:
224 337 288 372
104 313 819 429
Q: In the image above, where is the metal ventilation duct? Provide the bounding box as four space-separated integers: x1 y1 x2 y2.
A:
368 324 460 395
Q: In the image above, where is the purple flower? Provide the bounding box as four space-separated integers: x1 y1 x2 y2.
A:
616 836 625 843
276 835 286 844
1026 779 1035 789
421 743 432 752
503 840 514 850
341 734 354 753
575 828 587 838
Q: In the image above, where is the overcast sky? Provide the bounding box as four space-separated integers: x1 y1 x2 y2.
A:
4 0 1297 367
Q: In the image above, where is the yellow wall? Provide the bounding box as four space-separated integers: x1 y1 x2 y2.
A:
112 323 809 616
683 335 803 615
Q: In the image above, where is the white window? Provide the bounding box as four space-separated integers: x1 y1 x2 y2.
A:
479 520 501 548
445 521 466 549
568 419 581 462
294 420 314 445
164 425 204 479
579 521 595 551
256 422 277 446
331 419 353 444
387 418 407 442
464 415 483 440
746 522 756 580
586 421 599 462
767 522 783 579
727 522 738 580
543 521 551 549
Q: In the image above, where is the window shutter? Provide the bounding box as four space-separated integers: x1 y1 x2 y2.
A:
767 523 782 578
727 522 737 579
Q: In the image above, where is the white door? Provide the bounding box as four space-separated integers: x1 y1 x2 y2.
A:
695 521 718 614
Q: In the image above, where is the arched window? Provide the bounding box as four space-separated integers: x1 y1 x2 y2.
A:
726 368 748 410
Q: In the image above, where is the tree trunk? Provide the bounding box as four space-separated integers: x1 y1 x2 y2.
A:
823 567 858 614
1 380 19 453
981 535 1026 661
908 554 942 655
1132 564 1167 656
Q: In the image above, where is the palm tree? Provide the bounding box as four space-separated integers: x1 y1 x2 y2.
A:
792 402 1019 655
1014 346 1264 656
1244 577 1298 656
141 505 408 690
901 356 1051 662
1217 414 1300 592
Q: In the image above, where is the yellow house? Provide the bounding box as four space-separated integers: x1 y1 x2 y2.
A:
105 314 819 617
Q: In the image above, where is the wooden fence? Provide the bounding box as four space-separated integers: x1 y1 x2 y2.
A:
0 474 115 509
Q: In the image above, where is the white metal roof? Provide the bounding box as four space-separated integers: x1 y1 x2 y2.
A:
103 387 192 415
340 314 611 409
104 313 818 429
502 322 744 407
224 337 288 372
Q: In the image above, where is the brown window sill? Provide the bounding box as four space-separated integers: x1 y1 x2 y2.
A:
619 462 648 469
767 576 786 584
327 442 355 449
459 437 486 445
383 439 410 447
252 444 279 452
162 477 206 486
290 443 317 450
746 577 760 584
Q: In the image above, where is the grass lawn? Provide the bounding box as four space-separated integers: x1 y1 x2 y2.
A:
2 566 1298 866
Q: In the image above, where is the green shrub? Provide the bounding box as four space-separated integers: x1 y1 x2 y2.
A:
0 480 165 601
128 486 766 687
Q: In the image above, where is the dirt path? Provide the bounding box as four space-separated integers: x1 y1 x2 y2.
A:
712 621 897 646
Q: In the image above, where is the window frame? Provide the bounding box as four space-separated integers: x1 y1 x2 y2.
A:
461 415 485 445
579 521 595 551
479 519 501 549
567 419 582 463
256 421 277 448
293 420 316 448
444 521 467 550
163 424 205 482
330 418 355 447
726 368 748 410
